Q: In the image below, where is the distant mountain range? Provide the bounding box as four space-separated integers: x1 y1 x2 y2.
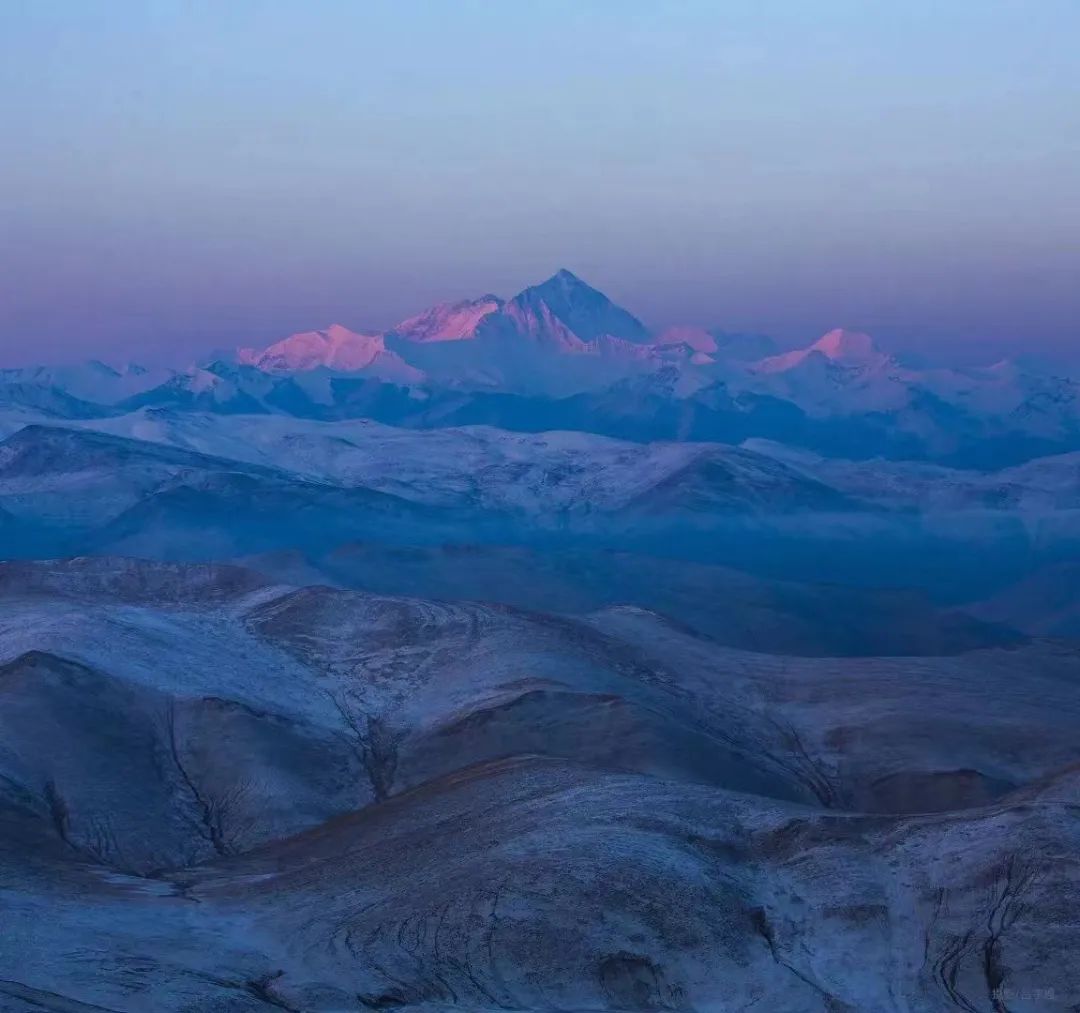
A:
3 269 1079 466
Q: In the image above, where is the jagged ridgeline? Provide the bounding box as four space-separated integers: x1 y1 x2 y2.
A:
3 271 1080 468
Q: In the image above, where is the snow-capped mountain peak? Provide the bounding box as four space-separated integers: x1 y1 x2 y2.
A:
238 324 380 372
813 328 879 361
753 328 891 375
499 269 653 346
391 295 504 343
238 324 424 382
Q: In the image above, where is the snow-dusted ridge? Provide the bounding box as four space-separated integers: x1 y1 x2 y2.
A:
4 407 1076 518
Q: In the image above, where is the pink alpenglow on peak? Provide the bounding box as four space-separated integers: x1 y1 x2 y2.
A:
814 329 879 361
238 325 424 382
754 328 890 374
501 269 653 346
392 296 504 343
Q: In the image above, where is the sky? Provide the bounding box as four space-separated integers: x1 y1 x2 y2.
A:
1 0 1078 366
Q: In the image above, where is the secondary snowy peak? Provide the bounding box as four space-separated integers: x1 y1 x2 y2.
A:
814 328 880 361
239 324 382 371
754 328 891 374
494 269 653 347
391 295 504 342
238 324 423 382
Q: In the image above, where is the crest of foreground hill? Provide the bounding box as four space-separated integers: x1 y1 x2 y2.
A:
0 557 1078 1010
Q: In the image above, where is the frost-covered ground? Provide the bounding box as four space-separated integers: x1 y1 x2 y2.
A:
1 558 1079 1011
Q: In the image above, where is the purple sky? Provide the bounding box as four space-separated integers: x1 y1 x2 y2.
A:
1 2 1078 367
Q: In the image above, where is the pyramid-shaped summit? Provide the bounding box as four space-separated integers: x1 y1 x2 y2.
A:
502 269 652 345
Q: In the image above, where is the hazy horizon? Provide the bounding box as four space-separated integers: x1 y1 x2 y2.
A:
2 2 1078 367
0 264 1075 371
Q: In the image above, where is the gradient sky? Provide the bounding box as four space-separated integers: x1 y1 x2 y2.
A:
1 0 1078 366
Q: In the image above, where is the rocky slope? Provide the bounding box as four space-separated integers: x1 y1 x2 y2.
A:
0 557 1078 1011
